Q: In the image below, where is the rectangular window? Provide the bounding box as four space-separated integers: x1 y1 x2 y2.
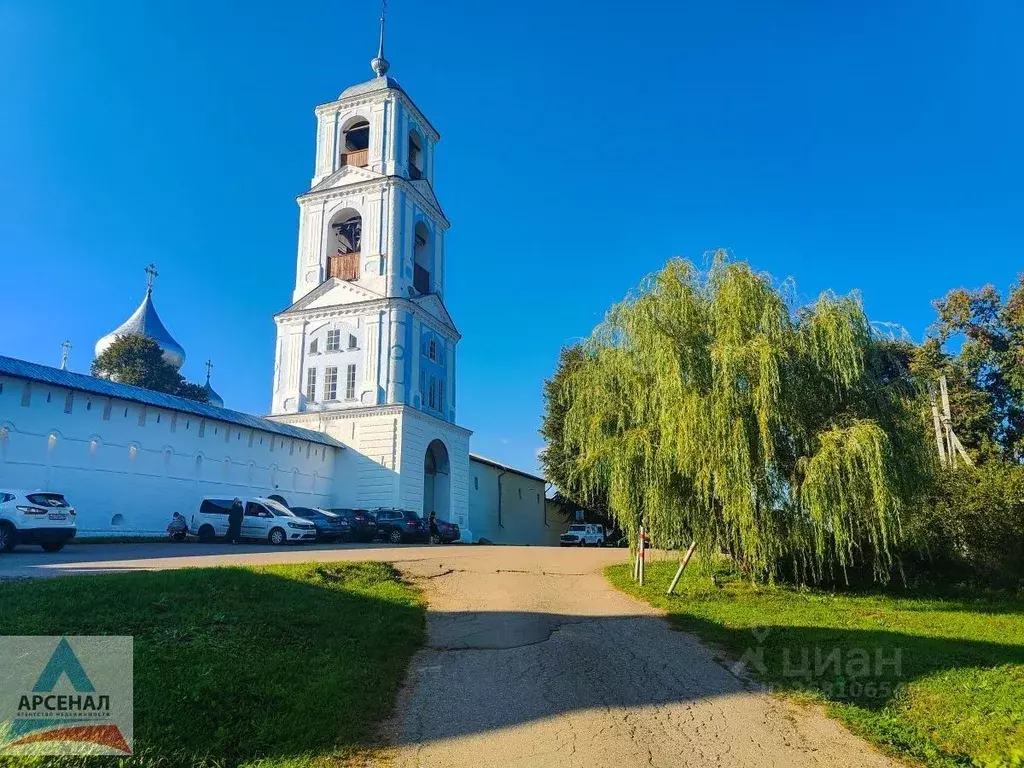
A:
429 376 437 409
439 382 445 414
474 476 479 491
419 371 426 404
348 333 358 350
324 366 338 401
306 367 316 402
345 364 356 400
326 329 341 351
428 339 437 361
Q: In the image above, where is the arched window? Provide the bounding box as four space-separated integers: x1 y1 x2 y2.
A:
408 131 423 179
326 209 362 282
413 221 431 294
341 119 369 168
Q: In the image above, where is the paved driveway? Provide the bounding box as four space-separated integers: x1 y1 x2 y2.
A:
0 542 896 767
389 547 897 768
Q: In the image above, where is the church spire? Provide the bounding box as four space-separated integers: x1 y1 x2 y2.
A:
370 0 390 77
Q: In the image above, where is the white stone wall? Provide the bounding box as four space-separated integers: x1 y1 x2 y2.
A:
469 459 561 546
268 404 472 536
0 374 340 536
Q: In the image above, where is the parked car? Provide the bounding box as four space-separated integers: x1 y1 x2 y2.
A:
560 523 606 547
0 490 77 553
430 517 461 544
327 508 378 542
191 496 316 545
373 509 428 544
290 507 348 542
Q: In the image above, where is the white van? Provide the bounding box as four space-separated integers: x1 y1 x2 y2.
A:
191 496 315 546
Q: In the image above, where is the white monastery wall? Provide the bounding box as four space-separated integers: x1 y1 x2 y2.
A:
0 373 340 536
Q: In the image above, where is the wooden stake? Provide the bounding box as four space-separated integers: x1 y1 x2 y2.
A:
666 540 697 595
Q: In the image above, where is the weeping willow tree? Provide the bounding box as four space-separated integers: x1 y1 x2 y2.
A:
554 254 932 584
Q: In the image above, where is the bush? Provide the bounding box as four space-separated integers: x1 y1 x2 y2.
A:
903 463 1024 589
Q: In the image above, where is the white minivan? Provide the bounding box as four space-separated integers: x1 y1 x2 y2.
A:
0 490 78 553
191 496 315 546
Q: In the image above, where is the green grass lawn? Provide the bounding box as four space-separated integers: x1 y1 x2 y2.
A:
607 560 1024 768
0 562 425 767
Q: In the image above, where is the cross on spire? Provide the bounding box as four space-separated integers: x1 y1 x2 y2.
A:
145 263 159 292
371 0 390 76
60 340 72 370
205 359 214 383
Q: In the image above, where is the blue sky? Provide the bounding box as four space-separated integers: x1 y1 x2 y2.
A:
1 1 1022 475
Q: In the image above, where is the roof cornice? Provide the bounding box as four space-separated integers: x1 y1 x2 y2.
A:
314 88 440 143
297 175 450 230
267 403 473 438
274 294 461 341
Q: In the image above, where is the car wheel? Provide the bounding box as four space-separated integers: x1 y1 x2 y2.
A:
269 527 286 546
388 529 403 545
197 525 215 542
0 522 15 553
40 542 65 553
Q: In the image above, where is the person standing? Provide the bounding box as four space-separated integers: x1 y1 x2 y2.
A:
428 511 440 544
227 498 243 544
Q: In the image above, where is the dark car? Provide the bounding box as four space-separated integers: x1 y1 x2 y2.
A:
373 509 428 544
430 517 461 544
328 508 378 542
290 507 348 542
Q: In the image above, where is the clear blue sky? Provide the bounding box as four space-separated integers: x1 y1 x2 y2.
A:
1 1 1021 475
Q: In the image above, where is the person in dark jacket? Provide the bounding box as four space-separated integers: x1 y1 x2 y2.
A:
227 497 243 544
428 511 440 543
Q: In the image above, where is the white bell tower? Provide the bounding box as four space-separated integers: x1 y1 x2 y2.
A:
267 6 472 536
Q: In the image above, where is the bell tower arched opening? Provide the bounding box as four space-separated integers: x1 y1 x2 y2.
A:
340 119 369 168
423 438 450 519
408 130 423 180
413 221 431 295
327 209 362 282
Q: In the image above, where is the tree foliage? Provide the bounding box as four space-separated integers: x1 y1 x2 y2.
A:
540 345 613 526
912 275 1024 462
92 334 209 403
548 254 933 584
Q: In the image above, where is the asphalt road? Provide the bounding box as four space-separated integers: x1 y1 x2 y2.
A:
0 542 897 767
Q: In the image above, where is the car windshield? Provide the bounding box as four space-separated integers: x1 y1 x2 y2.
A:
318 510 338 519
262 499 294 517
26 493 69 507
569 525 586 532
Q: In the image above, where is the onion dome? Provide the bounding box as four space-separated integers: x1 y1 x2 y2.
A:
203 362 224 408
94 267 186 371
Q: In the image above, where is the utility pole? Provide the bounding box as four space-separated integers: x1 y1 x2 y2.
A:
931 374 973 469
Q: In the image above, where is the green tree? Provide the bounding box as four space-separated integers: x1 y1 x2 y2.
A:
92 334 209 403
912 276 1024 462
539 345 613 527
552 254 933 584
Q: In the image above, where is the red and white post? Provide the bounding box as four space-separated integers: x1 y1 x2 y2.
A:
638 526 646 586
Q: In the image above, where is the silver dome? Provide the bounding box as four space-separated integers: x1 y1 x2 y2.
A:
94 288 186 371
203 374 224 408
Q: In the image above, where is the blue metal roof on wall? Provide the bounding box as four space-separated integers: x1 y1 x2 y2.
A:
0 355 343 449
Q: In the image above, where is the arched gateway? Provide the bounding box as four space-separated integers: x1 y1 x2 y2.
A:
423 439 450 519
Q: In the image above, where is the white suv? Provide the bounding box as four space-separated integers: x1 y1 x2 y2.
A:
190 496 316 546
0 490 78 553
560 523 605 547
